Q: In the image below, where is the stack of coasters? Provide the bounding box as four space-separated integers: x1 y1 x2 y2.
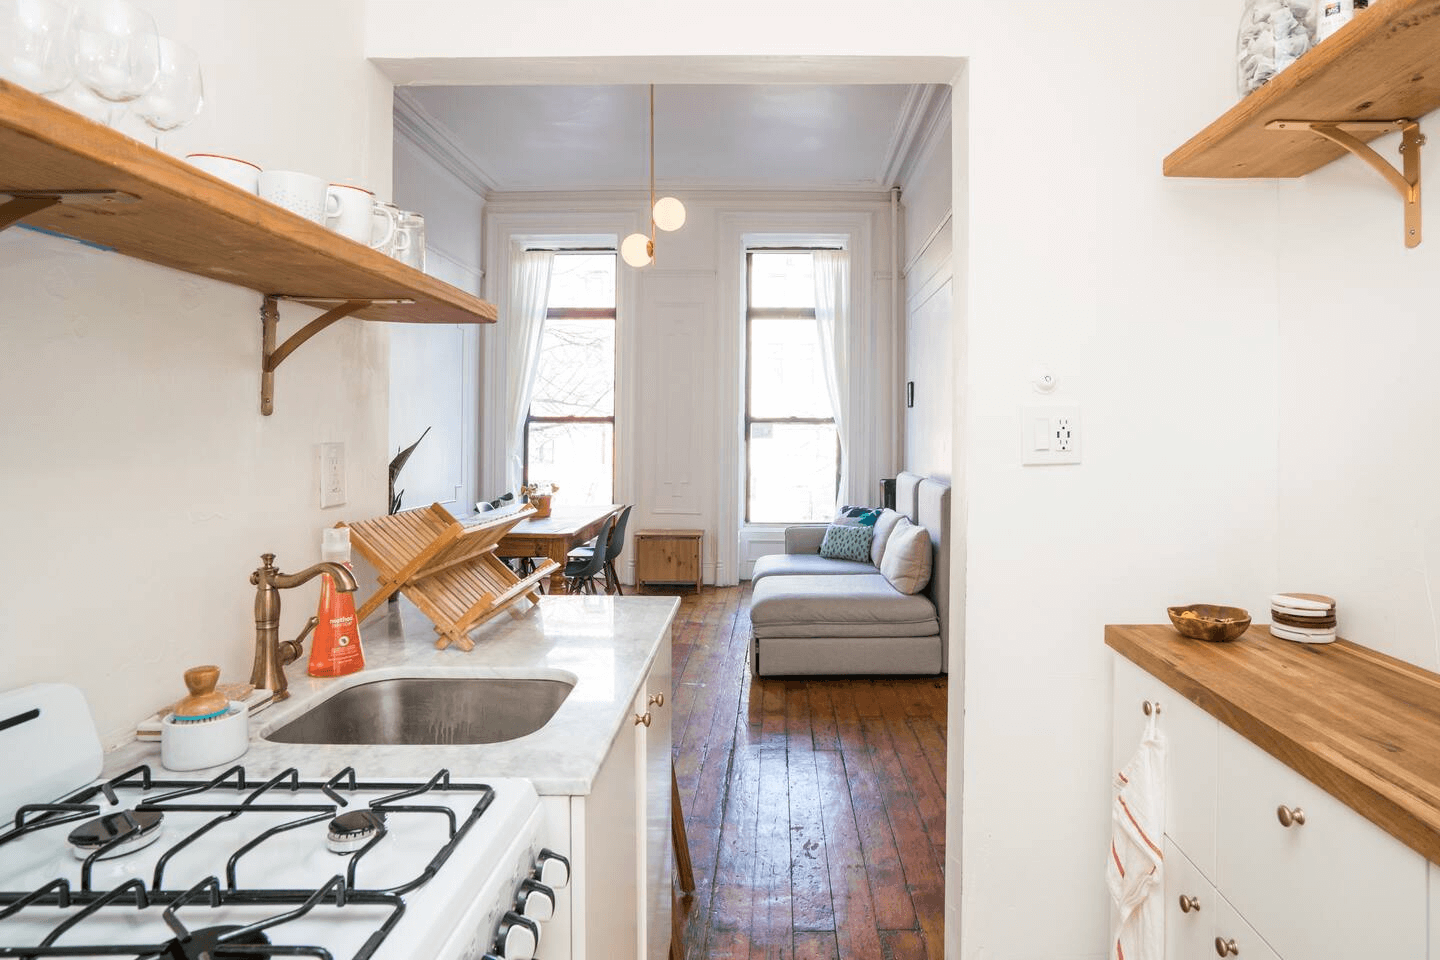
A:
1270 592 1337 644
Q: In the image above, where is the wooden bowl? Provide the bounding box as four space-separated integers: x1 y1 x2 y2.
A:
1167 604 1251 643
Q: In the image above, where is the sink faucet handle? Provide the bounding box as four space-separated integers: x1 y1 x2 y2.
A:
282 616 318 667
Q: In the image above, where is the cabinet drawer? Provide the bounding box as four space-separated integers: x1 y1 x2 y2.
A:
1211 891 1282 960
1165 839 1281 960
1164 839 1220 960
1216 727 1427 960
1113 654 1219 875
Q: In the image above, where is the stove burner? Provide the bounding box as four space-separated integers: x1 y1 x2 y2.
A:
326 808 386 854
67 808 163 860
153 924 272 960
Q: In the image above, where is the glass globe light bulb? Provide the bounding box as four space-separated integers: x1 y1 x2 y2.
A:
621 232 653 267
652 196 686 232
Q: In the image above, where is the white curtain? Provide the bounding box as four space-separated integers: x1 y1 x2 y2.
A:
813 249 852 506
505 249 554 495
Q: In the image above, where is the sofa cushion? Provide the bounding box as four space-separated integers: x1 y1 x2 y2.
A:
870 508 903 567
819 523 873 562
752 553 875 583
750 573 939 638
880 518 932 595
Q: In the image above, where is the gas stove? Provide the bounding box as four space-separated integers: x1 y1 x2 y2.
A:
0 685 567 960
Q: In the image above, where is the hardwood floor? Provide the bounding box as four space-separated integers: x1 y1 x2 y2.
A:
666 584 947 960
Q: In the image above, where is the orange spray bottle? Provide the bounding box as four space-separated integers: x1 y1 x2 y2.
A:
308 527 365 677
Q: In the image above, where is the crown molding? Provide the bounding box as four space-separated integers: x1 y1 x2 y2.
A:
393 88 497 199
483 187 897 211
876 84 941 188
895 85 953 188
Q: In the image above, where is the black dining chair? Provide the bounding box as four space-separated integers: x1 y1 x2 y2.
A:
562 514 616 595
568 505 633 595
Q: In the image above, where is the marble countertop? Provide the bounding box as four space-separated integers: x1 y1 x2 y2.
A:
103 594 679 795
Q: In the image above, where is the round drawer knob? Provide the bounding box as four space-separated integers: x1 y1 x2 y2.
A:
648 693 665 707
1215 936 1239 957
635 712 652 727
1142 700 1160 716
1276 804 1306 827
1178 894 1200 914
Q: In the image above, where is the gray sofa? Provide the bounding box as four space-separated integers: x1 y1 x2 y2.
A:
749 471 950 676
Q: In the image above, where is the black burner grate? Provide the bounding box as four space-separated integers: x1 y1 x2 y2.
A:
0 766 492 959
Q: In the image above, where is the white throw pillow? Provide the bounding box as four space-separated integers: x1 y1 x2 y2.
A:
870 508 902 567
880 517 932 595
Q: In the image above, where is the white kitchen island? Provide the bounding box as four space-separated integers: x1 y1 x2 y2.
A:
103 593 679 960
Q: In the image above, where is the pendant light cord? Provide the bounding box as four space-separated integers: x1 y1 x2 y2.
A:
649 83 656 254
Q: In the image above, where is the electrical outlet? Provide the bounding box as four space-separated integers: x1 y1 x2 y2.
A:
1021 404 1082 465
318 442 346 507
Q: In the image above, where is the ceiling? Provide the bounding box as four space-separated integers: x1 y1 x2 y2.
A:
394 83 949 196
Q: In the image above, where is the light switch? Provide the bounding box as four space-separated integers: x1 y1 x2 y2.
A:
1032 418 1051 451
1021 404 1081 466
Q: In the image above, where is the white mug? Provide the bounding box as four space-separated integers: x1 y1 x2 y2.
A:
259 170 327 224
371 200 401 254
186 154 262 193
324 183 375 243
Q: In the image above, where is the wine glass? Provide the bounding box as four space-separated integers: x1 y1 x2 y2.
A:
133 37 202 149
0 0 75 95
68 0 159 127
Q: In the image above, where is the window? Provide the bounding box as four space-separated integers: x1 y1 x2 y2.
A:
525 252 616 504
746 250 837 523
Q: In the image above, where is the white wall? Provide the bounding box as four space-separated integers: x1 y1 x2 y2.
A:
901 96 954 480
1275 136 1440 672
960 2 1283 957
389 128 486 513
480 193 898 585
0 0 393 745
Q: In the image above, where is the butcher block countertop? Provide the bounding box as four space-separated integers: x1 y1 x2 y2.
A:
1106 624 1440 863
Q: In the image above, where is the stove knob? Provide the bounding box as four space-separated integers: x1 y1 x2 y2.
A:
535 847 571 889
495 910 540 960
518 878 556 922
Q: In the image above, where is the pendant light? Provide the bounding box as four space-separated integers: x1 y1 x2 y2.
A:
621 84 686 268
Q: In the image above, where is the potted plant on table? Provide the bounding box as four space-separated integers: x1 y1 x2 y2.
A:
522 482 559 518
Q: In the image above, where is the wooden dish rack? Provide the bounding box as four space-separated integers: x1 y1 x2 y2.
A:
343 503 557 651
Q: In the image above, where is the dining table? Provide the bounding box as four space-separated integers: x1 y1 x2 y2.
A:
495 503 623 592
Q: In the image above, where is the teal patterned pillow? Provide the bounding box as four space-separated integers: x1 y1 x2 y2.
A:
819 523 874 562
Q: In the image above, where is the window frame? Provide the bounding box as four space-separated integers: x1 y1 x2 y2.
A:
744 247 840 524
522 252 618 500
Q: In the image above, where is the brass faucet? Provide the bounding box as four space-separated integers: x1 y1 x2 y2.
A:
250 552 358 701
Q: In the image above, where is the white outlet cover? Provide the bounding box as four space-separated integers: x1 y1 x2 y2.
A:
1021 403 1082 465
318 442 346 507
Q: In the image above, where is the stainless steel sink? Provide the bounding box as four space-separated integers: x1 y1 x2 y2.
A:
264 677 574 745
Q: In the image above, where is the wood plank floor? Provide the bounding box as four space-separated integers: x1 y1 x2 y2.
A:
665 584 947 960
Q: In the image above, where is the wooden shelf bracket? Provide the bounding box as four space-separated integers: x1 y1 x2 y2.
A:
260 294 411 415
1267 119 1424 248
0 190 136 232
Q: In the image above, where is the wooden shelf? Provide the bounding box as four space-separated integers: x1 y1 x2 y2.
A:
1106 623 1440 863
1165 0 1440 179
0 78 496 326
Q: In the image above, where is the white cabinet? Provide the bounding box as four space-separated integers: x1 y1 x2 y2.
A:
1215 727 1427 960
1165 838 1281 960
1112 652 1433 960
1113 654 1219 875
569 639 673 960
1431 862 1439 960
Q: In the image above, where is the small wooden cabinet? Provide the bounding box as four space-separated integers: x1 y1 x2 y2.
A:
633 530 703 593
